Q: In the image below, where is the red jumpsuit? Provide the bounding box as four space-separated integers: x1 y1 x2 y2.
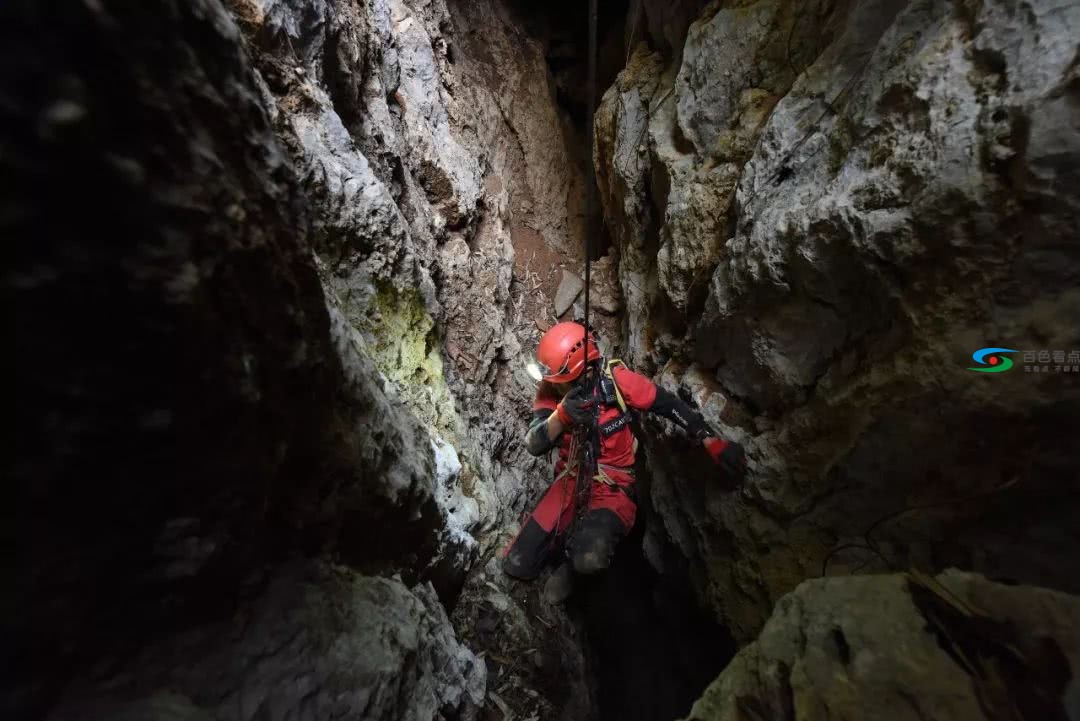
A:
502 365 660 579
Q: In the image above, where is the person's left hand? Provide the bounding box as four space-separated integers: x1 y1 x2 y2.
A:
703 437 746 483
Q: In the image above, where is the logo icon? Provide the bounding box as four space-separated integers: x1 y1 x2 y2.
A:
968 348 1017 373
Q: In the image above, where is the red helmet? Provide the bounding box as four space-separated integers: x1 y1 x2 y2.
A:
536 322 601 383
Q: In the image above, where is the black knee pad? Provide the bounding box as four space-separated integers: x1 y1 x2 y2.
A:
569 509 625 575
502 517 555 580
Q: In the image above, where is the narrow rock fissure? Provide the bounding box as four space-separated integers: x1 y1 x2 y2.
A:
8 1 1080 720
572 512 737 721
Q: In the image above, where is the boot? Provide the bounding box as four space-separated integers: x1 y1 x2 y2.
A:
543 562 574 604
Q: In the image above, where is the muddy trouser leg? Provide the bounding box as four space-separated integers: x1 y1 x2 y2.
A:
502 471 576 580
568 476 637 575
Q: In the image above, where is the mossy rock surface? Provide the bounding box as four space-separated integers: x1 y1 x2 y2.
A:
357 281 462 441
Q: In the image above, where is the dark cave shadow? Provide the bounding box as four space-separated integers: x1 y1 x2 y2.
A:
570 520 736 721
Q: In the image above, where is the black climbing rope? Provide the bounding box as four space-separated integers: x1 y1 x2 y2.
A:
574 0 601 527
583 0 598 353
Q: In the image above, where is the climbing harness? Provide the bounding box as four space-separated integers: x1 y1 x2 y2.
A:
549 358 636 523
596 358 632 438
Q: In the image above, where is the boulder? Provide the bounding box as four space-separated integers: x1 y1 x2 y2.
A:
596 0 1080 642
554 268 585 318
48 563 487 721
685 571 1080 721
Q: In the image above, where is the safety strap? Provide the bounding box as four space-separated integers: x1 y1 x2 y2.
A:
603 358 628 413
596 463 637 504
556 430 582 483
596 463 633 482
593 358 632 438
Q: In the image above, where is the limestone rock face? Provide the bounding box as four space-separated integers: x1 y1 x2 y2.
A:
627 0 712 57
10 0 1080 717
48 563 486 721
6 0 601 718
233 0 596 549
554 269 585 317
656 0 836 313
598 1 845 365
4 2 471 713
597 0 1080 642
684 571 1080 721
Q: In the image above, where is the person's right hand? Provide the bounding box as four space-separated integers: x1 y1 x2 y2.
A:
556 386 594 427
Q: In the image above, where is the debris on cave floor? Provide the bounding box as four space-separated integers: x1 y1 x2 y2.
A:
453 516 736 721
452 553 592 721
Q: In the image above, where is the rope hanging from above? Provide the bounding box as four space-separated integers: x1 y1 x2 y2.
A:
583 0 598 362
572 0 602 522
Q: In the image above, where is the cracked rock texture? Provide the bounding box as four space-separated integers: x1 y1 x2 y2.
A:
684 570 1080 721
9 0 1080 719
597 0 1080 645
233 0 608 544
228 3 619 714
48 562 486 721
5 0 598 718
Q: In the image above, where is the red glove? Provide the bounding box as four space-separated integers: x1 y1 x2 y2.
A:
704 437 746 482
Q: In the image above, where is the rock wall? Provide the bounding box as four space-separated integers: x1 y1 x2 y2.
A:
9 0 1080 719
231 0 626 544
684 570 1080 721
48 562 485 721
232 1 630 717
4 0 601 718
596 0 1080 643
